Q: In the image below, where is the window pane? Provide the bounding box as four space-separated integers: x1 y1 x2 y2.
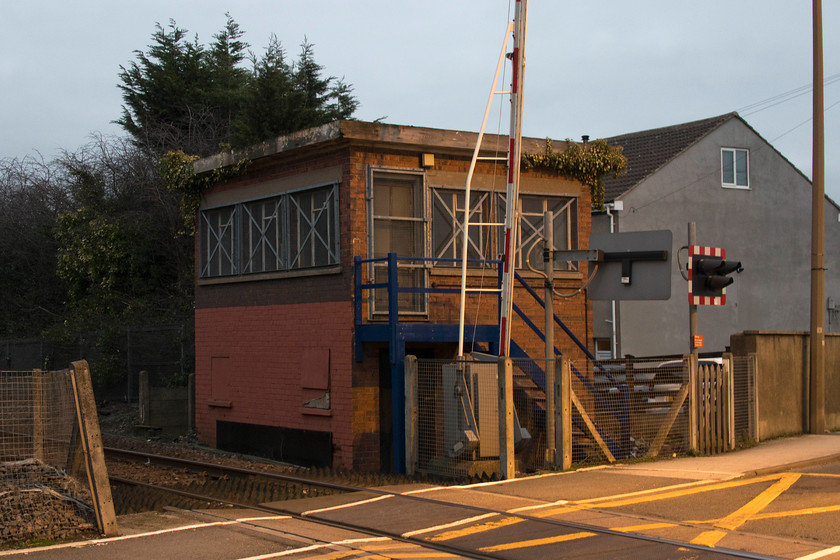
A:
496 194 578 270
432 188 492 266
372 265 425 314
373 219 420 257
735 149 748 186
199 206 236 277
722 150 735 184
289 185 338 269
242 197 283 274
373 174 420 217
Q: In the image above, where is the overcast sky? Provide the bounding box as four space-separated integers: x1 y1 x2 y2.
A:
2 1 838 202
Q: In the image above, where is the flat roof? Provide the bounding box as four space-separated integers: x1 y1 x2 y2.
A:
193 119 565 175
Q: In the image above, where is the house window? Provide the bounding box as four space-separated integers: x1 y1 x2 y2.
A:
369 170 426 314
199 183 339 279
721 148 749 188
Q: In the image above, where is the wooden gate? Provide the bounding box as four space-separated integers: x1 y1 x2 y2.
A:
695 361 734 454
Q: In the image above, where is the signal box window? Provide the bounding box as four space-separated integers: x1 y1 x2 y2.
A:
369 170 427 315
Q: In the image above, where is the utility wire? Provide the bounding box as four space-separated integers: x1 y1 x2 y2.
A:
739 73 840 116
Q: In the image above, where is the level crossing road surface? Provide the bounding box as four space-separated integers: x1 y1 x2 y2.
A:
4 434 840 560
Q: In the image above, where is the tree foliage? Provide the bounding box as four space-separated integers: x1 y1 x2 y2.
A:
118 15 359 157
53 138 193 328
0 155 70 337
1 13 361 365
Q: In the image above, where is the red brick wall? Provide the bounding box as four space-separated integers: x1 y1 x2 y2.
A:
194 301 355 468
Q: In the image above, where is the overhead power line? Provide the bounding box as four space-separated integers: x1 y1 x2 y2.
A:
739 72 840 116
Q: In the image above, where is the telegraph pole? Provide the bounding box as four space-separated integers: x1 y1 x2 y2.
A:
809 0 826 434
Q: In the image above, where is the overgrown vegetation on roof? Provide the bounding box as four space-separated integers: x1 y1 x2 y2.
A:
521 138 627 209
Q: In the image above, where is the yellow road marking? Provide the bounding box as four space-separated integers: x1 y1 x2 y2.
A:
402 513 499 537
478 531 596 552
421 471 838 551
357 554 455 559
528 474 782 520
430 516 523 541
715 473 801 530
750 503 840 520
688 473 801 547
360 542 451 556
612 522 677 533
691 530 728 547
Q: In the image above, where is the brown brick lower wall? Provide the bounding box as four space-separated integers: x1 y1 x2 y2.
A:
194 301 355 469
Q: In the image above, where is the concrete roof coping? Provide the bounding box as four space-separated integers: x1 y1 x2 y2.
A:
193 119 568 175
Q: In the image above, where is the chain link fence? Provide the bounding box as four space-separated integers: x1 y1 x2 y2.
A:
1 325 192 401
410 354 756 479
1 368 99 543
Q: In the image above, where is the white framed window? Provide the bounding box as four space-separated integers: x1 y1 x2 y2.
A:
721 148 749 188
199 183 339 279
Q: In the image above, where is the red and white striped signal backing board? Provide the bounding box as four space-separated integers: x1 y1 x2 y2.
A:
688 245 726 305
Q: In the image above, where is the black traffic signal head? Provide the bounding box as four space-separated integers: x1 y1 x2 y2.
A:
689 246 742 305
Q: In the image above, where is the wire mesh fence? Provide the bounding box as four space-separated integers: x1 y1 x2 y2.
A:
411 354 753 479
571 357 691 464
0 369 98 544
732 354 758 445
1 324 191 402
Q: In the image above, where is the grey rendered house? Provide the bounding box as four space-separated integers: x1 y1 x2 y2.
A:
591 112 840 358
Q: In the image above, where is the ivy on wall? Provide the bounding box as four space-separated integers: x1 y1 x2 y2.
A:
159 150 251 234
521 138 627 209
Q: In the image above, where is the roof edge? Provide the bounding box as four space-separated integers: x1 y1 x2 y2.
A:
193 119 568 174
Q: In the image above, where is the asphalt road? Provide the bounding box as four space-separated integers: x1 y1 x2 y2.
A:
5 456 840 560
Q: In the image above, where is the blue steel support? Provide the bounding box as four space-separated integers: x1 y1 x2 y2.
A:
514 271 599 364
354 256 363 362
386 253 406 473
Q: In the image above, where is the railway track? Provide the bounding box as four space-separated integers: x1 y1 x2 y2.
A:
104 447 779 560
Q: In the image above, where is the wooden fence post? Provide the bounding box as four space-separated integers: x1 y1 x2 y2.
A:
688 354 699 453
404 355 418 476
32 369 46 462
70 360 118 537
498 357 515 479
558 358 572 470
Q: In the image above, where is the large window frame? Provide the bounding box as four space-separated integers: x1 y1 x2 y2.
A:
198 182 339 280
721 148 749 189
368 168 428 316
431 186 579 272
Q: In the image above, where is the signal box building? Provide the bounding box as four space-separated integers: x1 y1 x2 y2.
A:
192 120 593 472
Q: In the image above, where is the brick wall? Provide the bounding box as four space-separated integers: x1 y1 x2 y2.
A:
194 301 355 468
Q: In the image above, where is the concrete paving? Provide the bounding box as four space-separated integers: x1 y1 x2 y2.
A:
605 432 840 480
